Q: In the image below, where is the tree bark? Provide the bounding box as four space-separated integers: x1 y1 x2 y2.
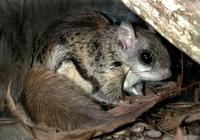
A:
121 0 200 64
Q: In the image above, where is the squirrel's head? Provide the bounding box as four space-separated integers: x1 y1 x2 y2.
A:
117 22 171 81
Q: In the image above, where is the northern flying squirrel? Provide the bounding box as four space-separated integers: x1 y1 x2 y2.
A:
33 12 171 104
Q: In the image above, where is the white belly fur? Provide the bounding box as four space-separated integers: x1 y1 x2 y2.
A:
57 61 93 94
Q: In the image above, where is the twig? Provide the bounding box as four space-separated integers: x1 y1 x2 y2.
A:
177 52 184 93
181 81 200 91
180 52 184 88
155 124 175 138
4 82 36 138
0 118 16 125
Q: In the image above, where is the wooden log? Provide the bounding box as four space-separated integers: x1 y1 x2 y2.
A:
121 0 200 64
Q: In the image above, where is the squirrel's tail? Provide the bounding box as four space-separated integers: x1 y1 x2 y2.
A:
22 68 115 131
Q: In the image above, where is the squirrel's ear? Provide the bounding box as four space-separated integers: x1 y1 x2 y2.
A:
118 22 137 50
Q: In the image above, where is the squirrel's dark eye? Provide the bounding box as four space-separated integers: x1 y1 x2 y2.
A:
140 50 154 65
